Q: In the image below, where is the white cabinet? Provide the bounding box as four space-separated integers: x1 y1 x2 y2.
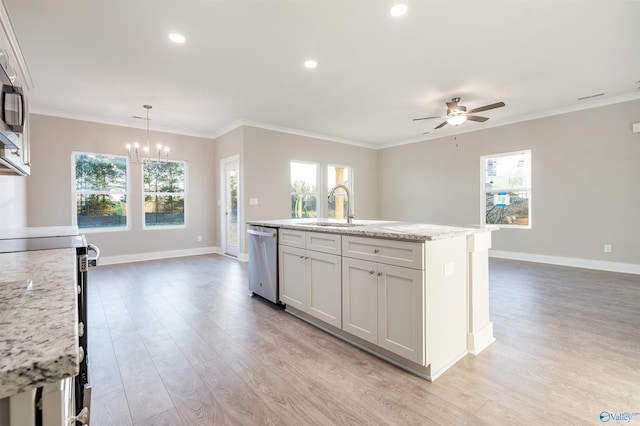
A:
279 230 342 328
278 228 471 380
279 245 307 310
342 240 425 365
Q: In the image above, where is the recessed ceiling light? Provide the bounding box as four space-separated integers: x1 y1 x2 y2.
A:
168 33 186 44
304 59 318 69
390 4 408 17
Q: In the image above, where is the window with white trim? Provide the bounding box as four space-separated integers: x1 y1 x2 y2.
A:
73 152 129 230
481 150 531 228
327 164 353 220
291 161 319 218
143 159 187 228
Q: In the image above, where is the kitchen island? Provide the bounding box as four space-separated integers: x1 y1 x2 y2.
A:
0 248 79 423
247 218 496 381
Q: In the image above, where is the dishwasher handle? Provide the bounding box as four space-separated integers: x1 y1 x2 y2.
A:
248 229 277 238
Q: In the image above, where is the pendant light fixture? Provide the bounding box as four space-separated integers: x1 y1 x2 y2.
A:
126 105 169 164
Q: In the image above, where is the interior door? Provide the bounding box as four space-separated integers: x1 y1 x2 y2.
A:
222 157 239 257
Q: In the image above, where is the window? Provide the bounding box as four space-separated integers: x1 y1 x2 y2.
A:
291 161 319 218
481 150 531 227
73 152 129 230
327 164 352 220
143 159 186 228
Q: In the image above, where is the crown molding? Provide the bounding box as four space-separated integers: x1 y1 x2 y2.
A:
217 119 377 149
0 0 33 90
28 106 215 139
29 92 640 150
379 92 640 150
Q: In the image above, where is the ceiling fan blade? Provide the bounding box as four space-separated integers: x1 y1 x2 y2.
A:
434 121 448 129
412 116 442 121
466 115 489 123
467 102 505 114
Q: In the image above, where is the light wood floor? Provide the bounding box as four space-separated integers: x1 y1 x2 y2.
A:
87 255 640 425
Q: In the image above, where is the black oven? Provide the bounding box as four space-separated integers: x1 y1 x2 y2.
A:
0 229 99 425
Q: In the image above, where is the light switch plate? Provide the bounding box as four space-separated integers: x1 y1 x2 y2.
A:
249 198 258 205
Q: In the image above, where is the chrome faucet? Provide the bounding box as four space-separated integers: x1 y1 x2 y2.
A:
328 184 354 224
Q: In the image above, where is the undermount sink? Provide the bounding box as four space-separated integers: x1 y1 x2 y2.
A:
298 222 364 228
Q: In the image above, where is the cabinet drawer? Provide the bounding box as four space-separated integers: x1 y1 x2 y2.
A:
306 232 341 255
279 228 306 248
342 236 424 270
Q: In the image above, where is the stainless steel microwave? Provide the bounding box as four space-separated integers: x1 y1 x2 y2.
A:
0 53 24 149
0 47 29 175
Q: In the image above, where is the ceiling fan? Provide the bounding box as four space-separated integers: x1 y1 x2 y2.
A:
413 97 505 130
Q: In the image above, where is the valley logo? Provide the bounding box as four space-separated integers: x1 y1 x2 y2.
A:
600 411 640 422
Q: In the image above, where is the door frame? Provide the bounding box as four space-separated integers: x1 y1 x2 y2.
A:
219 154 246 260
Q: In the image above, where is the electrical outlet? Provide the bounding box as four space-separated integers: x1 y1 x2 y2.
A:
444 262 454 276
197 235 203 242
604 244 612 253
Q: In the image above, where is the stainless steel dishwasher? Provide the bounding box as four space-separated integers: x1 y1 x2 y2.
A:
248 225 279 303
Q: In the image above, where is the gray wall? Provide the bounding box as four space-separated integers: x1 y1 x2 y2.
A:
378 100 640 265
242 126 379 222
3 100 638 267
213 125 379 253
0 174 27 228
25 114 216 259
212 126 244 249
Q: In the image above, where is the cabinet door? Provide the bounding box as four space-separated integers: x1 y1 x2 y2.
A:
279 245 307 310
342 257 377 344
377 263 425 365
307 251 342 328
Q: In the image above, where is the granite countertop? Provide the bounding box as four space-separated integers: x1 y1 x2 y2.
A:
0 248 79 399
0 226 79 240
247 218 497 241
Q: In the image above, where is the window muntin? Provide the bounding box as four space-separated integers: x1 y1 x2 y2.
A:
327 164 352 220
482 150 531 228
291 161 319 218
73 152 129 230
143 159 187 228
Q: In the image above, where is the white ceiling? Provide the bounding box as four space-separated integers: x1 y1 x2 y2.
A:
5 0 640 148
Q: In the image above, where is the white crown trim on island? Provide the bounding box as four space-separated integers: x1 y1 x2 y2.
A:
490 250 640 276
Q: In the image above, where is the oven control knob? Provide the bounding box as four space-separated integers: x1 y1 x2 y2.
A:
77 285 81 295
78 322 84 337
78 347 84 363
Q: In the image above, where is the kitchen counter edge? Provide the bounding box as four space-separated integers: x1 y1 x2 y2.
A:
0 248 79 400
246 219 497 241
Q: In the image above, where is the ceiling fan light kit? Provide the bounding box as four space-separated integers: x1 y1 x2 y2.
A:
447 115 467 126
414 97 505 130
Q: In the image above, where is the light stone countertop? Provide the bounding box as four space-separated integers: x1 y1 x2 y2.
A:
0 226 79 240
247 218 497 241
0 248 79 399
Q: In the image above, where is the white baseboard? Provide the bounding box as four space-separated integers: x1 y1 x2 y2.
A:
100 246 220 265
467 322 495 356
490 250 640 275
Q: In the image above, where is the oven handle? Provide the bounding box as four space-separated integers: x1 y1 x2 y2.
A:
87 244 100 267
